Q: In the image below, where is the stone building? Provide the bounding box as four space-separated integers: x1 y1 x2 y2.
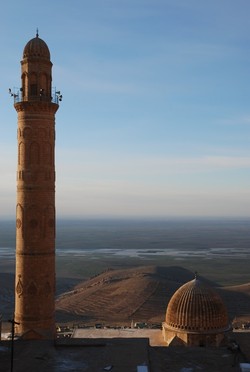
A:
162 276 230 347
13 32 60 339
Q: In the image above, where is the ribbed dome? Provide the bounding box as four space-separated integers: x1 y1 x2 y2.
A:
165 278 229 333
23 35 50 60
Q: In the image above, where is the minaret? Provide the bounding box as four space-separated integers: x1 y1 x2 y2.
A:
13 32 60 339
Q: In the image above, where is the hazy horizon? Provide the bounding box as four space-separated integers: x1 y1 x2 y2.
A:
1 214 250 222
1 217 250 285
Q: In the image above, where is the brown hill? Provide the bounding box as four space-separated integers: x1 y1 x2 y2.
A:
218 283 250 324
224 283 250 295
1 266 250 325
56 265 250 325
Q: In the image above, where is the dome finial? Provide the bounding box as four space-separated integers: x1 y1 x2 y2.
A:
36 28 39 38
194 271 198 279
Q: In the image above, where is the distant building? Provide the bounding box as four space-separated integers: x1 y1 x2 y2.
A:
13 32 60 339
162 275 230 347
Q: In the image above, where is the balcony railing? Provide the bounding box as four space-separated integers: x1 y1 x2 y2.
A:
9 88 62 105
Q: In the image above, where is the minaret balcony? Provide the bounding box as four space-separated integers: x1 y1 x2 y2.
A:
10 88 62 105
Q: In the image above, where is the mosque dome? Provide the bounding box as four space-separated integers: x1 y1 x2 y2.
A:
165 277 229 334
23 33 50 60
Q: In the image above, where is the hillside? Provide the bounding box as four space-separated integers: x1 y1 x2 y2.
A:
1 266 250 325
55 265 250 325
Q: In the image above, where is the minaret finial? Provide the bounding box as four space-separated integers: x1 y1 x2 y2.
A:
36 28 39 38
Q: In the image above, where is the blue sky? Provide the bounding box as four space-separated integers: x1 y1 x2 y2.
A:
0 0 250 218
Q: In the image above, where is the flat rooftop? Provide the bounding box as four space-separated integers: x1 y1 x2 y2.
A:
72 328 165 346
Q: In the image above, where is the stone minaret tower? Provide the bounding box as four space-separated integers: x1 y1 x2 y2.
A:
13 33 60 338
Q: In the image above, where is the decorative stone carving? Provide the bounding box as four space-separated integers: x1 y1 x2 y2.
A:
16 204 24 239
16 275 23 298
16 218 22 229
18 142 25 165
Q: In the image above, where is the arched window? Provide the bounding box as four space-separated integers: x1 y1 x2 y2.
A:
29 72 37 96
18 142 25 165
